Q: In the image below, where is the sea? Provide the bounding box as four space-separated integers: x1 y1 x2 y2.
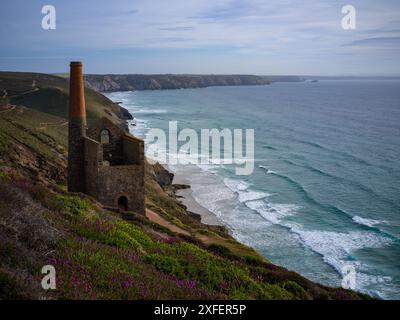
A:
105 80 400 299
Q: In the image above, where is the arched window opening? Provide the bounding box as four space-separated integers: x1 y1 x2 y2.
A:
118 196 128 211
100 129 110 144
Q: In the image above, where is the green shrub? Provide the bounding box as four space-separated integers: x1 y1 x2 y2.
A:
282 280 307 299
208 244 231 256
56 195 91 215
72 248 131 276
105 229 143 251
260 283 294 299
73 218 157 252
244 255 265 267
144 253 183 277
112 220 153 248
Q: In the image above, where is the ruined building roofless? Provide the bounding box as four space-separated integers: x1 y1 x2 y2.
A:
67 61 145 214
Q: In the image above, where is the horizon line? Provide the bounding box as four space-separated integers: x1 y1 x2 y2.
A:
1 69 400 78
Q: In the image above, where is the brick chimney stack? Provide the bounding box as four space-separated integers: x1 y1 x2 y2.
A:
67 61 87 192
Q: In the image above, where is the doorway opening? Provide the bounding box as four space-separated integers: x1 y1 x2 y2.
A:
117 196 128 211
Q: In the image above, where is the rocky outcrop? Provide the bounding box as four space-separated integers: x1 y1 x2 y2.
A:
146 161 174 189
117 105 133 120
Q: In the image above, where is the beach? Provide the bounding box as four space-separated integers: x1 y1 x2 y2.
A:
173 173 224 226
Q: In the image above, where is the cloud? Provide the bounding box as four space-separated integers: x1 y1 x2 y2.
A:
189 0 257 21
345 37 400 47
158 26 194 31
1 0 400 74
126 9 139 15
363 28 400 34
161 37 193 43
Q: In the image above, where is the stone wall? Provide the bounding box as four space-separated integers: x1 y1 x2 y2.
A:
84 117 145 214
123 135 144 165
83 137 102 198
86 117 125 166
96 165 145 214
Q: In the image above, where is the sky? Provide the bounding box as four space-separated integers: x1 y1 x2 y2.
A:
0 0 399 75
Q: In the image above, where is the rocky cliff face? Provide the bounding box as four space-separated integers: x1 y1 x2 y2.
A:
84 74 279 92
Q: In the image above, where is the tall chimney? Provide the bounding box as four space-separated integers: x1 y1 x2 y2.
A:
67 61 86 192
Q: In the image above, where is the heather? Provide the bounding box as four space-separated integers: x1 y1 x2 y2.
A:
0 173 370 300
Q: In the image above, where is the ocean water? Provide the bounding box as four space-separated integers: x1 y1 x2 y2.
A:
105 80 400 299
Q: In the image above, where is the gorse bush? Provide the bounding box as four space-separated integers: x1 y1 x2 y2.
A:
144 254 183 277
56 195 91 215
73 218 154 253
112 220 154 248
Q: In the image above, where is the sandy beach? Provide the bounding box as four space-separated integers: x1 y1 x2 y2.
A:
172 173 224 226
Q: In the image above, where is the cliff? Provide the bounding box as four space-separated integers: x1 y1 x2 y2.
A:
84 74 302 92
0 73 369 300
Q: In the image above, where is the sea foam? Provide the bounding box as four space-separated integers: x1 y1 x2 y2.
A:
352 215 385 228
223 178 270 202
245 200 297 225
135 108 168 114
290 227 393 274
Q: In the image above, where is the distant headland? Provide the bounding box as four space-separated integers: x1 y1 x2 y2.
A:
83 74 302 92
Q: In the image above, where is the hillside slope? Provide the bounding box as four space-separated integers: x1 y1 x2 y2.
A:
0 75 369 300
0 72 132 126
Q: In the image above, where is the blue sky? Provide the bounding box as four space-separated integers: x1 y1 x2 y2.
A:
0 0 399 75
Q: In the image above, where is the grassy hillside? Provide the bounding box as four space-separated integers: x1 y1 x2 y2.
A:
0 105 67 184
0 72 131 125
0 73 370 300
0 169 369 300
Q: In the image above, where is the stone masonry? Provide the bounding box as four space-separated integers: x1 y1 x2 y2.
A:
67 61 145 214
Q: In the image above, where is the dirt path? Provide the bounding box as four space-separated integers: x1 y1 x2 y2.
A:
0 105 16 113
145 208 190 236
38 120 68 130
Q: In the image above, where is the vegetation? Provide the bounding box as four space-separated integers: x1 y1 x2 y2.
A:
56 195 92 216
0 71 129 123
0 73 371 300
0 171 371 300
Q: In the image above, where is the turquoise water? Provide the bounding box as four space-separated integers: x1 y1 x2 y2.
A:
106 80 400 299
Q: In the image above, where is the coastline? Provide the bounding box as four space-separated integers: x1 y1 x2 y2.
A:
116 87 393 299
173 175 224 226
147 156 224 227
